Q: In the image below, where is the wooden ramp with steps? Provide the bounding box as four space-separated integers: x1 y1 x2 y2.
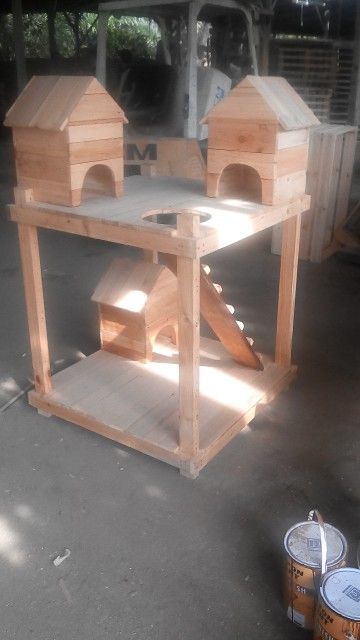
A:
164 255 263 370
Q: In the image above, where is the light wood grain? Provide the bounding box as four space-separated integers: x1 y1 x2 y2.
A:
275 214 301 368
9 176 310 258
28 340 296 474
18 224 51 393
177 213 200 475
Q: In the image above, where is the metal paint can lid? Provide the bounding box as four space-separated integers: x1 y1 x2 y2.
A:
321 568 360 621
284 521 347 569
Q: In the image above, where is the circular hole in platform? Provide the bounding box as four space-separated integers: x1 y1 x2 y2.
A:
142 210 211 228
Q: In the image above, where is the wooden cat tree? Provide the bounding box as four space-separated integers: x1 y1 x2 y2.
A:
7 75 314 477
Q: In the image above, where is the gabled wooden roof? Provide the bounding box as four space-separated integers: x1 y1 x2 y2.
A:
91 258 176 312
4 75 128 131
202 75 320 130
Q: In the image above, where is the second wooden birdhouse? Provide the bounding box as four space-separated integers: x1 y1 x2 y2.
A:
91 258 178 362
202 75 319 205
4 75 128 206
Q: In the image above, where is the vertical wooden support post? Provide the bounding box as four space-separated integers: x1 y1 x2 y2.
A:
242 6 259 75
18 224 52 394
96 10 108 86
177 213 200 478
275 214 301 369
12 0 27 92
184 1 200 139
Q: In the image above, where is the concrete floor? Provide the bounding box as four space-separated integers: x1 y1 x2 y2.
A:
0 141 359 639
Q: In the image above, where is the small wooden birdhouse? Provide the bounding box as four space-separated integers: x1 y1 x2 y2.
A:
4 75 128 207
202 75 319 205
91 258 178 362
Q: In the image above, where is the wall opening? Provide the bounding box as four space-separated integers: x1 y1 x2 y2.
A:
81 164 117 202
218 164 262 203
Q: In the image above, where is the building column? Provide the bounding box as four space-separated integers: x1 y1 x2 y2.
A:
12 0 27 92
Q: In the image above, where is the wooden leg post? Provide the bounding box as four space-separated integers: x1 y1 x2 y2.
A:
177 213 200 478
18 224 52 395
275 214 301 368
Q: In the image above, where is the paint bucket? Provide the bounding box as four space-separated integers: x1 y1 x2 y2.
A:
284 510 347 630
314 568 360 640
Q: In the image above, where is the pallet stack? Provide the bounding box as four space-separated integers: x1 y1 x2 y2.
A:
272 124 357 262
276 45 337 123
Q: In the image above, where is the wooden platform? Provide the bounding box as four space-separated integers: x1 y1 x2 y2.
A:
10 175 310 258
29 338 296 473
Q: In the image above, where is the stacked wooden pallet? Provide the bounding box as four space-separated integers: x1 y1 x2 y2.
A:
277 45 337 123
272 124 357 262
330 47 354 126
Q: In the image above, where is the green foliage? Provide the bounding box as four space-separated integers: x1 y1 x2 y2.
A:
0 12 160 61
23 13 49 57
107 16 159 59
0 15 16 60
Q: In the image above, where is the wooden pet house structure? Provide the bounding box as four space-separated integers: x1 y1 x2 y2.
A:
4 75 128 207
203 75 319 205
92 258 178 362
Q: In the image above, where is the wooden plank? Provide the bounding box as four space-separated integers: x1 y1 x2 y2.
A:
69 138 123 164
17 177 72 207
208 121 278 153
9 176 310 258
334 129 357 227
69 93 124 125
4 76 58 127
247 76 320 130
15 152 70 182
18 224 51 393
27 340 296 475
268 170 307 205
207 145 307 182
177 213 200 477
13 127 68 158
69 157 122 190
10 204 197 257
276 144 308 176
33 77 95 131
298 127 322 260
275 214 301 368
198 265 262 369
310 132 342 262
323 135 346 250
30 390 180 469
197 361 297 466
277 129 309 150
204 95 279 123
164 255 262 369
207 148 277 180
67 122 123 143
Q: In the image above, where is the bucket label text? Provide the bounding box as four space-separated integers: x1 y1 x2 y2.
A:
343 584 360 602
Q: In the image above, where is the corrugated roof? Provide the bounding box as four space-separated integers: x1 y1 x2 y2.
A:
203 75 320 130
4 75 127 130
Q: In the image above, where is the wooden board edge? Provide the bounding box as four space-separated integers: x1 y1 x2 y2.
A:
196 364 297 471
28 390 181 469
9 205 197 258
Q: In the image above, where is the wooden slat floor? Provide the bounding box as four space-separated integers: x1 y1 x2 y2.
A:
29 337 294 465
